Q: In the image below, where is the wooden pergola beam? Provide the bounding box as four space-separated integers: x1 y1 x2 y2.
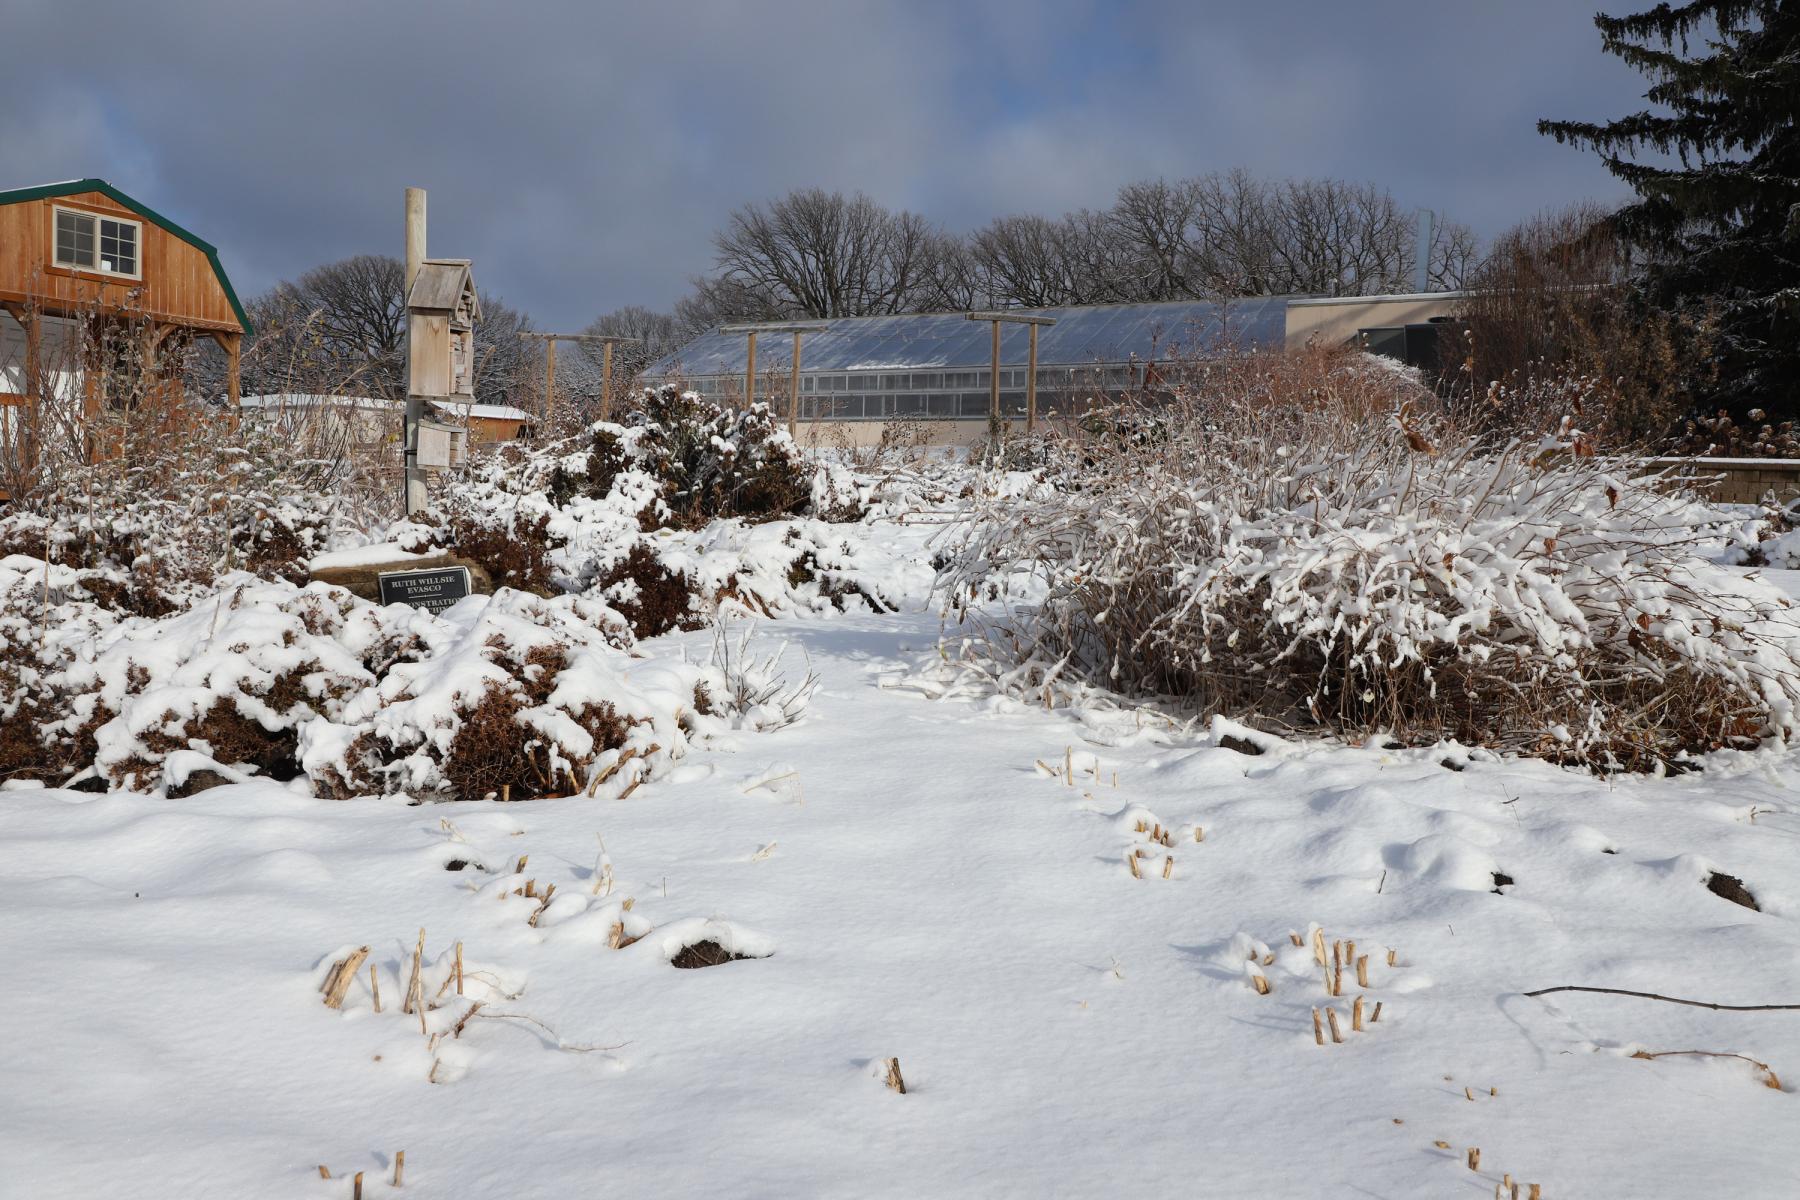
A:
519 331 643 422
717 321 833 425
965 311 1058 431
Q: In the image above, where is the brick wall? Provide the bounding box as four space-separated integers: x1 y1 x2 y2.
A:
1648 458 1800 506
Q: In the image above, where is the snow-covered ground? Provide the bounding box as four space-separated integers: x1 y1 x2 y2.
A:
4 530 1798 1198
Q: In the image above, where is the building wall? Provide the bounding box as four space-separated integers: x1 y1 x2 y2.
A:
1648 458 1800 506
466 416 528 444
1284 292 1467 350
0 311 80 401
0 190 241 332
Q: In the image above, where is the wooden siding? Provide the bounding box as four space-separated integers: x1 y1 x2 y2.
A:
0 190 241 332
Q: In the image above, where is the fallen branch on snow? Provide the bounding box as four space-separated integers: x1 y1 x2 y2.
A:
1523 985 1800 1011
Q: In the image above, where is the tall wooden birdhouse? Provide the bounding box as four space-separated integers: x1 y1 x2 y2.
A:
407 257 480 400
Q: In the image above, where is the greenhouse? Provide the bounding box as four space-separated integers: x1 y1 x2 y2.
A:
643 298 1289 422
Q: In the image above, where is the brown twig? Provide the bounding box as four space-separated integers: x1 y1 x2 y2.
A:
1631 1048 1783 1089
1523 985 1800 1011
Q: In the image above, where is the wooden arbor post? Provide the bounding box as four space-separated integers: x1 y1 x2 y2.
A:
966 310 1057 433
0 302 44 484
518 332 641 425
205 329 242 431
719 321 833 435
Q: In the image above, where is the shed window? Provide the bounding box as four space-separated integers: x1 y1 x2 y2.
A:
54 208 139 278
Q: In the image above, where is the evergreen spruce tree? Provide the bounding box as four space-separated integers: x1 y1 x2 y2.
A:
1540 2 1798 416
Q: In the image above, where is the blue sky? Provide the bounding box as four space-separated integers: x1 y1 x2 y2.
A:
4 1 1652 329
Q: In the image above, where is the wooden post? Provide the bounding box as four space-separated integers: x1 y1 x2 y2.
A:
719 321 831 424
601 340 614 420
402 187 428 518
744 331 757 411
989 319 1001 422
1027 321 1039 431
224 331 241 432
20 307 40 403
789 330 803 437
544 337 557 426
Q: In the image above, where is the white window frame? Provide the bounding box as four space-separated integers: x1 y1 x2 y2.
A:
51 206 143 281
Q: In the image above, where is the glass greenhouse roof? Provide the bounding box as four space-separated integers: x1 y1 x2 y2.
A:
644 298 1290 377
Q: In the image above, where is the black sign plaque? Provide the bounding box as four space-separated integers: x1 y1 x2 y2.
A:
377 566 472 614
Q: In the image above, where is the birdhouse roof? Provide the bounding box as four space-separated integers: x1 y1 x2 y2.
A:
407 258 480 318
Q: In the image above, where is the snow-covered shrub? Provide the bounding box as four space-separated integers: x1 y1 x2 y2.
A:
303 589 659 801
418 388 906 637
0 416 374 617
53 580 420 791
942 346 1800 770
0 570 727 800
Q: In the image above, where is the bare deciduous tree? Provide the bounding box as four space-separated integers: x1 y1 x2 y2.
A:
709 189 947 318
579 305 682 380
238 256 534 406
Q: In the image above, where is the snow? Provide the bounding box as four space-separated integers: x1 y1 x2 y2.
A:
4 508 1799 1197
308 545 433 570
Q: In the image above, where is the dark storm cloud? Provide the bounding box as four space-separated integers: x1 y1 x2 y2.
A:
3 0 1646 329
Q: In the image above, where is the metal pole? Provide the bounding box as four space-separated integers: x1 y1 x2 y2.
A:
744 331 757 411
403 187 428 518
989 319 1000 422
789 331 802 437
1027 322 1041 431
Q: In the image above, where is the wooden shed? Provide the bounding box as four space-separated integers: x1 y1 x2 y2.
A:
0 180 250 488
0 179 250 407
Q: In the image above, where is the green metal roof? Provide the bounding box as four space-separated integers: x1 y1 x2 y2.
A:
0 178 252 334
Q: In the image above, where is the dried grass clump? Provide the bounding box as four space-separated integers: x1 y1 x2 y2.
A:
942 345 1800 771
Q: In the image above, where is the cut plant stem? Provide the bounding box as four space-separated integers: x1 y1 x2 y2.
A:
1357 955 1370 988
317 1166 331 1179
353 1171 364 1200
394 1151 404 1187
402 928 425 1015
1161 855 1173 879
1311 928 1328 967
1312 1008 1324 1046
1326 1008 1344 1044
1252 974 1271 995
1127 852 1141 880
885 1057 907 1094
454 942 463 996
321 946 371 1010
1352 995 1365 1031
369 963 381 1013
1387 948 1398 967
1371 1001 1383 1023
1467 1148 1480 1171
